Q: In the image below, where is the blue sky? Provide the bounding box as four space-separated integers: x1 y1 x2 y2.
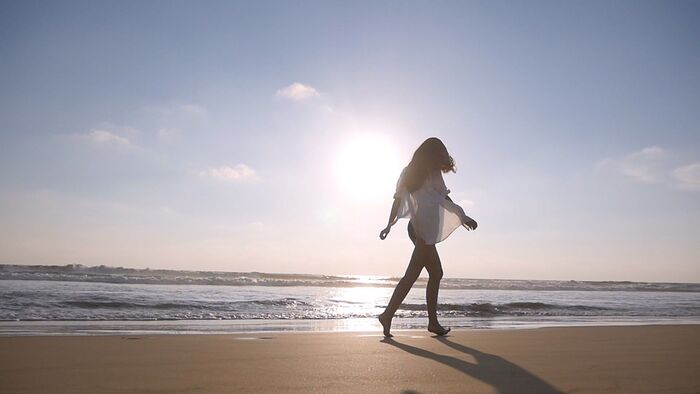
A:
1 1 698 282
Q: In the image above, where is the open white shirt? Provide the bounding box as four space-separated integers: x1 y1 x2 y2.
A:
390 167 467 245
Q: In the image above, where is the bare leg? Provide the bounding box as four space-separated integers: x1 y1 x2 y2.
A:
379 238 428 337
424 245 450 336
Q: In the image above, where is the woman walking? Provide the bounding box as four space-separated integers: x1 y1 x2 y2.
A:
378 137 477 337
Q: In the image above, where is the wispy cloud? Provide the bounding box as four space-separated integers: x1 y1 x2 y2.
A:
199 164 258 182
275 83 320 101
248 221 265 230
87 130 130 145
175 104 208 117
671 163 700 191
599 146 699 192
157 128 176 139
77 129 136 149
598 146 666 183
140 103 208 140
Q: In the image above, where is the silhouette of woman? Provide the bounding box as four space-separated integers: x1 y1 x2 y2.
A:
378 137 477 337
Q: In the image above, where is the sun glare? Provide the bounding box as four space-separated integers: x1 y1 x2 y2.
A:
334 134 402 201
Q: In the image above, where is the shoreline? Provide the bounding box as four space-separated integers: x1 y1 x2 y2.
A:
1 317 699 337
1 325 698 393
1 322 699 338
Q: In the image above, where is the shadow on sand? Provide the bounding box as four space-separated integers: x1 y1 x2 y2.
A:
382 336 563 394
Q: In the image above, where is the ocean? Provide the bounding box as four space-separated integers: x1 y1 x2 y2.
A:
1 264 699 336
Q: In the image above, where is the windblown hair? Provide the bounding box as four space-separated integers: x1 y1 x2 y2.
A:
402 137 455 192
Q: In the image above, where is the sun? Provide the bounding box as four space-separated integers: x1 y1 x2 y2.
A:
334 134 403 201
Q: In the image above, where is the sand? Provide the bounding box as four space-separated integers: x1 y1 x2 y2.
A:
1 325 699 393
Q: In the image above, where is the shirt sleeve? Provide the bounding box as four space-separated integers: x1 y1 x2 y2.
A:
434 170 450 195
393 167 407 199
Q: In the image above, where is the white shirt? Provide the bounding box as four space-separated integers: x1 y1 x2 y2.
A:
390 167 467 245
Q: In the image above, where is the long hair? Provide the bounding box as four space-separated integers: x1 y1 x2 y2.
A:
403 137 455 192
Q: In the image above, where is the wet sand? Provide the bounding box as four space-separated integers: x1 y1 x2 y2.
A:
1 325 698 393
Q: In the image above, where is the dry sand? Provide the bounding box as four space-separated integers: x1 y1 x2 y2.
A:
1 325 699 393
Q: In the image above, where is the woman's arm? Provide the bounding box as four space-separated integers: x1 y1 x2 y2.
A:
379 197 401 240
386 197 401 227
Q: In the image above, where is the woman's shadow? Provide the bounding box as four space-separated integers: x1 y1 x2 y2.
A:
381 336 563 394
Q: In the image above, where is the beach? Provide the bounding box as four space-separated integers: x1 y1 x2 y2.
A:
1 325 698 393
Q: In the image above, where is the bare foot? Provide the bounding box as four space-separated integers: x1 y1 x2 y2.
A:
428 323 451 336
378 313 393 338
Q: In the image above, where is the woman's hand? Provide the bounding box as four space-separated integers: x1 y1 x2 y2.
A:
462 216 478 231
379 226 391 240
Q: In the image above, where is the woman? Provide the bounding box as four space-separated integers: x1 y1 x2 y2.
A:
378 137 477 337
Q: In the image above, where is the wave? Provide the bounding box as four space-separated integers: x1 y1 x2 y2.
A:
59 298 312 310
0 300 620 321
2 264 699 292
397 302 612 316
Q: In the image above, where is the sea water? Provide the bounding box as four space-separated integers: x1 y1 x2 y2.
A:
1 265 698 335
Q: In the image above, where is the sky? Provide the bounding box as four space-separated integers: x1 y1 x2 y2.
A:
1 1 699 282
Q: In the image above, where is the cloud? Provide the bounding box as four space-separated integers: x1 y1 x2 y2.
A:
276 83 320 101
79 129 135 148
249 221 265 230
137 103 207 140
156 128 177 140
671 163 700 191
598 146 666 183
630 146 665 159
199 164 258 182
599 147 700 192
